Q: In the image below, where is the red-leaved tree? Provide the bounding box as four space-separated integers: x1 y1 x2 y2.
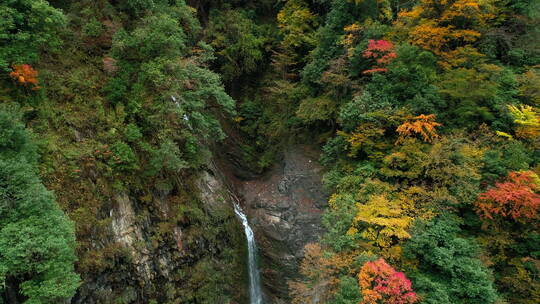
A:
358 258 418 304
476 171 540 221
362 39 397 74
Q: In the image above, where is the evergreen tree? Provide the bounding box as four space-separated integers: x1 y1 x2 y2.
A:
0 103 79 303
0 0 65 70
404 217 498 304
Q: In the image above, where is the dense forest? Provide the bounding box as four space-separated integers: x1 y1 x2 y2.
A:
0 0 539 303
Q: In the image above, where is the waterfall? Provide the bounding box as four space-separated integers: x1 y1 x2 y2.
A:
233 201 263 304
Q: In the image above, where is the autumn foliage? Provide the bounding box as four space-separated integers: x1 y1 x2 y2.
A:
362 39 397 74
343 23 361 57
358 258 418 304
289 243 358 304
289 243 334 304
351 193 414 248
397 0 494 68
476 171 540 221
396 114 441 143
9 64 40 89
508 105 540 141
338 123 385 157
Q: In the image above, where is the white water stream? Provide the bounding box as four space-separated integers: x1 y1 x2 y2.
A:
233 201 263 304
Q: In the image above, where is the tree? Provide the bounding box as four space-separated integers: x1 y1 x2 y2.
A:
322 193 363 252
301 0 357 85
290 242 364 304
337 123 386 157
361 44 443 115
0 103 80 303
205 7 266 83
289 243 338 304
396 0 495 67
273 0 319 79
436 64 512 128
358 258 418 304
111 13 190 62
0 0 65 70
351 193 414 248
349 0 393 21
329 276 361 304
518 69 540 105
404 217 498 304
481 140 532 182
108 3 235 173
396 114 441 144
476 171 540 221
9 64 40 89
116 0 155 16
276 0 318 62
362 39 397 74
507 105 540 141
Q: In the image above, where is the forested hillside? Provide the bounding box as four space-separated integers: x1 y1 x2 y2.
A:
0 0 539 304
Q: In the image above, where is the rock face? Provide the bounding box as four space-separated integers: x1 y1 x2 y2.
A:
72 162 247 304
69 142 325 304
236 145 327 303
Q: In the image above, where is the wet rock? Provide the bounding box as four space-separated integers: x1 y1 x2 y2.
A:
237 145 327 303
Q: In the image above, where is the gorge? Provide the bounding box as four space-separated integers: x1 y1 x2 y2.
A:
1 0 539 304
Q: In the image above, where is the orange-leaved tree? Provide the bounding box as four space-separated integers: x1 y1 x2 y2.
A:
476 171 540 221
9 64 40 89
358 258 418 304
289 243 358 304
396 114 441 144
289 243 335 304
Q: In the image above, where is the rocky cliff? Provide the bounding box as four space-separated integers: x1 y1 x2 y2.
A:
71 162 247 304
230 145 327 303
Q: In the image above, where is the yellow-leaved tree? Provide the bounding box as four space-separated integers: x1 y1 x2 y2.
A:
349 194 414 249
343 180 431 258
508 104 540 141
395 0 496 68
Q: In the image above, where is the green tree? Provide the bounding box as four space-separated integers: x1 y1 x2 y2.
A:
329 276 361 304
437 64 518 129
301 0 357 86
275 0 318 73
404 216 498 304
111 13 189 62
108 1 235 173
0 103 80 303
117 0 156 16
365 44 443 115
205 7 266 83
0 0 65 70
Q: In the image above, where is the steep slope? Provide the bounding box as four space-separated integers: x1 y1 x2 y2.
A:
1 0 249 303
218 143 327 303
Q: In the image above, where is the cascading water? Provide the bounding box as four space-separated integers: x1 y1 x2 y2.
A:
174 94 262 301
233 201 263 304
